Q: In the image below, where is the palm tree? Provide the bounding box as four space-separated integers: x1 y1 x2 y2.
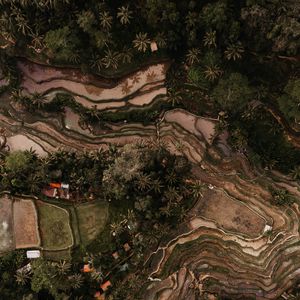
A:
14 12 32 35
54 261 71 276
102 49 119 69
165 170 178 185
224 43 244 61
190 180 206 198
152 178 163 193
68 273 83 289
203 31 217 48
119 47 133 64
167 88 182 107
290 166 300 180
15 269 30 285
203 65 223 81
185 11 198 29
186 48 201 65
30 92 48 109
135 173 152 191
99 11 113 30
29 31 44 52
89 53 104 72
67 51 81 64
117 6 132 25
154 32 167 48
133 32 150 52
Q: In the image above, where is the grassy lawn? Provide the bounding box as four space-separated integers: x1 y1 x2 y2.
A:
37 201 73 251
76 201 109 246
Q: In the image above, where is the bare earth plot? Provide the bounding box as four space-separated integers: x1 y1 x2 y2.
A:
0 195 14 252
194 189 266 238
76 201 109 245
37 201 73 251
13 199 40 248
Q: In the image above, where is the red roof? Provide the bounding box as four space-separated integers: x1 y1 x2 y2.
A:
100 281 112 292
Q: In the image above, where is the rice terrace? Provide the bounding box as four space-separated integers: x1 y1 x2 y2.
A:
0 1 299 299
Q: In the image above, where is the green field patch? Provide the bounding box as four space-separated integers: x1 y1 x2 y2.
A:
37 201 73 251
76 201 109 246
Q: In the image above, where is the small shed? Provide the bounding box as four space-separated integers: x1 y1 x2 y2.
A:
26 250 41 259
82 264 94 273
150 41 158 52
100 280 112 292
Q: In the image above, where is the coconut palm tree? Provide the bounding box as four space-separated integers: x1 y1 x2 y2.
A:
67 51 81 64
133 32 150 52
68 273 83 289
154 32 167 48
119 46 133 64
117 5 132 25
186 48 201 65
15 269 30 285
290 166 300 180
54 261 71 276
167 88 182 107
203 30 217 48
89 53 104 72
224 43 244 61
29 31 44 52
30 92 48 109
14 11 32 35
135 173 152 191
190 180 206 198
99 11 113 30
102 49 119 69
203 65 223 81
152 178 163 193
185 11 198 29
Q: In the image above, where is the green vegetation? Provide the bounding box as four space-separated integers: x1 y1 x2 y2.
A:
76 202 109 245
37 202 73 250
0 0 299 299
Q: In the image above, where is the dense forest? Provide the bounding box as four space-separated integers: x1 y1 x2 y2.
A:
0 0 299 299
0 0 299 171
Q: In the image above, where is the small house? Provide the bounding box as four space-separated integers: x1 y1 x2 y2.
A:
94 291 105 300
42 183 70 200
82 264 94 273
100 280 112 292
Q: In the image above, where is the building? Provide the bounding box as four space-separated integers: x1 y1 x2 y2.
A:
100 280 112 292
82 264 94 273
94 291 105 300
42 182 70 200
150 41 158 52
26 250 41 259
123 243 131 252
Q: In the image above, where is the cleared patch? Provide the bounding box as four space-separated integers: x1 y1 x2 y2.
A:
196 189 266 238
13 199 40 248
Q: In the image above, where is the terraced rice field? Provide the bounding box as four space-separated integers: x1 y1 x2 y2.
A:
0 59 300 298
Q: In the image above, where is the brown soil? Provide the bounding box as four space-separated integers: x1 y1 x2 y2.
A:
195 189 266 238
13 199 40 248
